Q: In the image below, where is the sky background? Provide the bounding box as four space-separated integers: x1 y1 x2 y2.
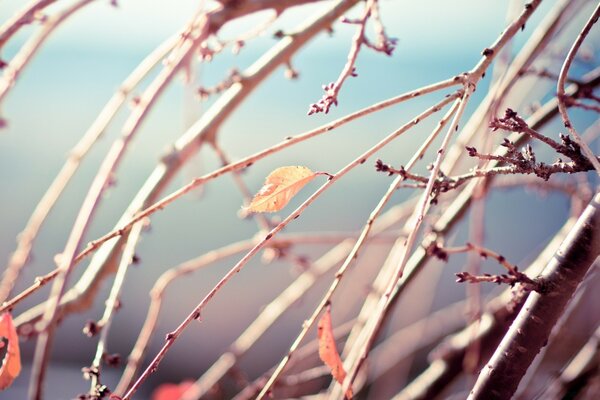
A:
1 1 597 398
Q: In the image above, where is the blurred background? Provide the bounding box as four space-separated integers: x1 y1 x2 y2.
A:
1 0 598 398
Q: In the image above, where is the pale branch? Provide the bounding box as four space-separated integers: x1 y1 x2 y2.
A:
468 193 600 400
114 237 260 395
28 10 213 399
124 91 460 400
556 2 600 175
0 0 57 49
393 217 576 400
0 33 180 305
0 0 97 106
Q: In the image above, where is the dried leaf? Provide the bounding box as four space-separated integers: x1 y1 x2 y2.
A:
318 306 353 399
246 166 316 213
0 312 21 390
151 380 194 400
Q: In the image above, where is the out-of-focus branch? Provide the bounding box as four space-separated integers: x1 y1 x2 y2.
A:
468 193 600 400
0 33 179 306
0 0 57 49
542 325 600 399
87 223 143 397
0 0 97 106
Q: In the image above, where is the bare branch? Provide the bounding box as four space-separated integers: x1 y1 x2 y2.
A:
468 193 600 400
556 3 600 175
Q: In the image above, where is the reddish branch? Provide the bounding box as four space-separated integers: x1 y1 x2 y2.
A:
468 193 600 399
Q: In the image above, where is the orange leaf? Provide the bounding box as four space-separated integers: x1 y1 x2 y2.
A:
318 306 353 399
151 380 194 400
0 312 21 390
246 166 316 213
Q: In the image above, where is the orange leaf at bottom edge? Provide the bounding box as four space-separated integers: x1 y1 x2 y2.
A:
0 312 21 390
317 306 353 399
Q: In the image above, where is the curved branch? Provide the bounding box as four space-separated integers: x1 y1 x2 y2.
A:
556 3 600 175
0 0 96 106
0 0 57 49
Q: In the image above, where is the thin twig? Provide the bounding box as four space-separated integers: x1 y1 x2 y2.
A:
307 0 375 115
556 2 600 175
87 222 143 396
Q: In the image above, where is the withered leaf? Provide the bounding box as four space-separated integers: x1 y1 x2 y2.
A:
0 312 21 390
246 166 316 213
318 306 353 399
